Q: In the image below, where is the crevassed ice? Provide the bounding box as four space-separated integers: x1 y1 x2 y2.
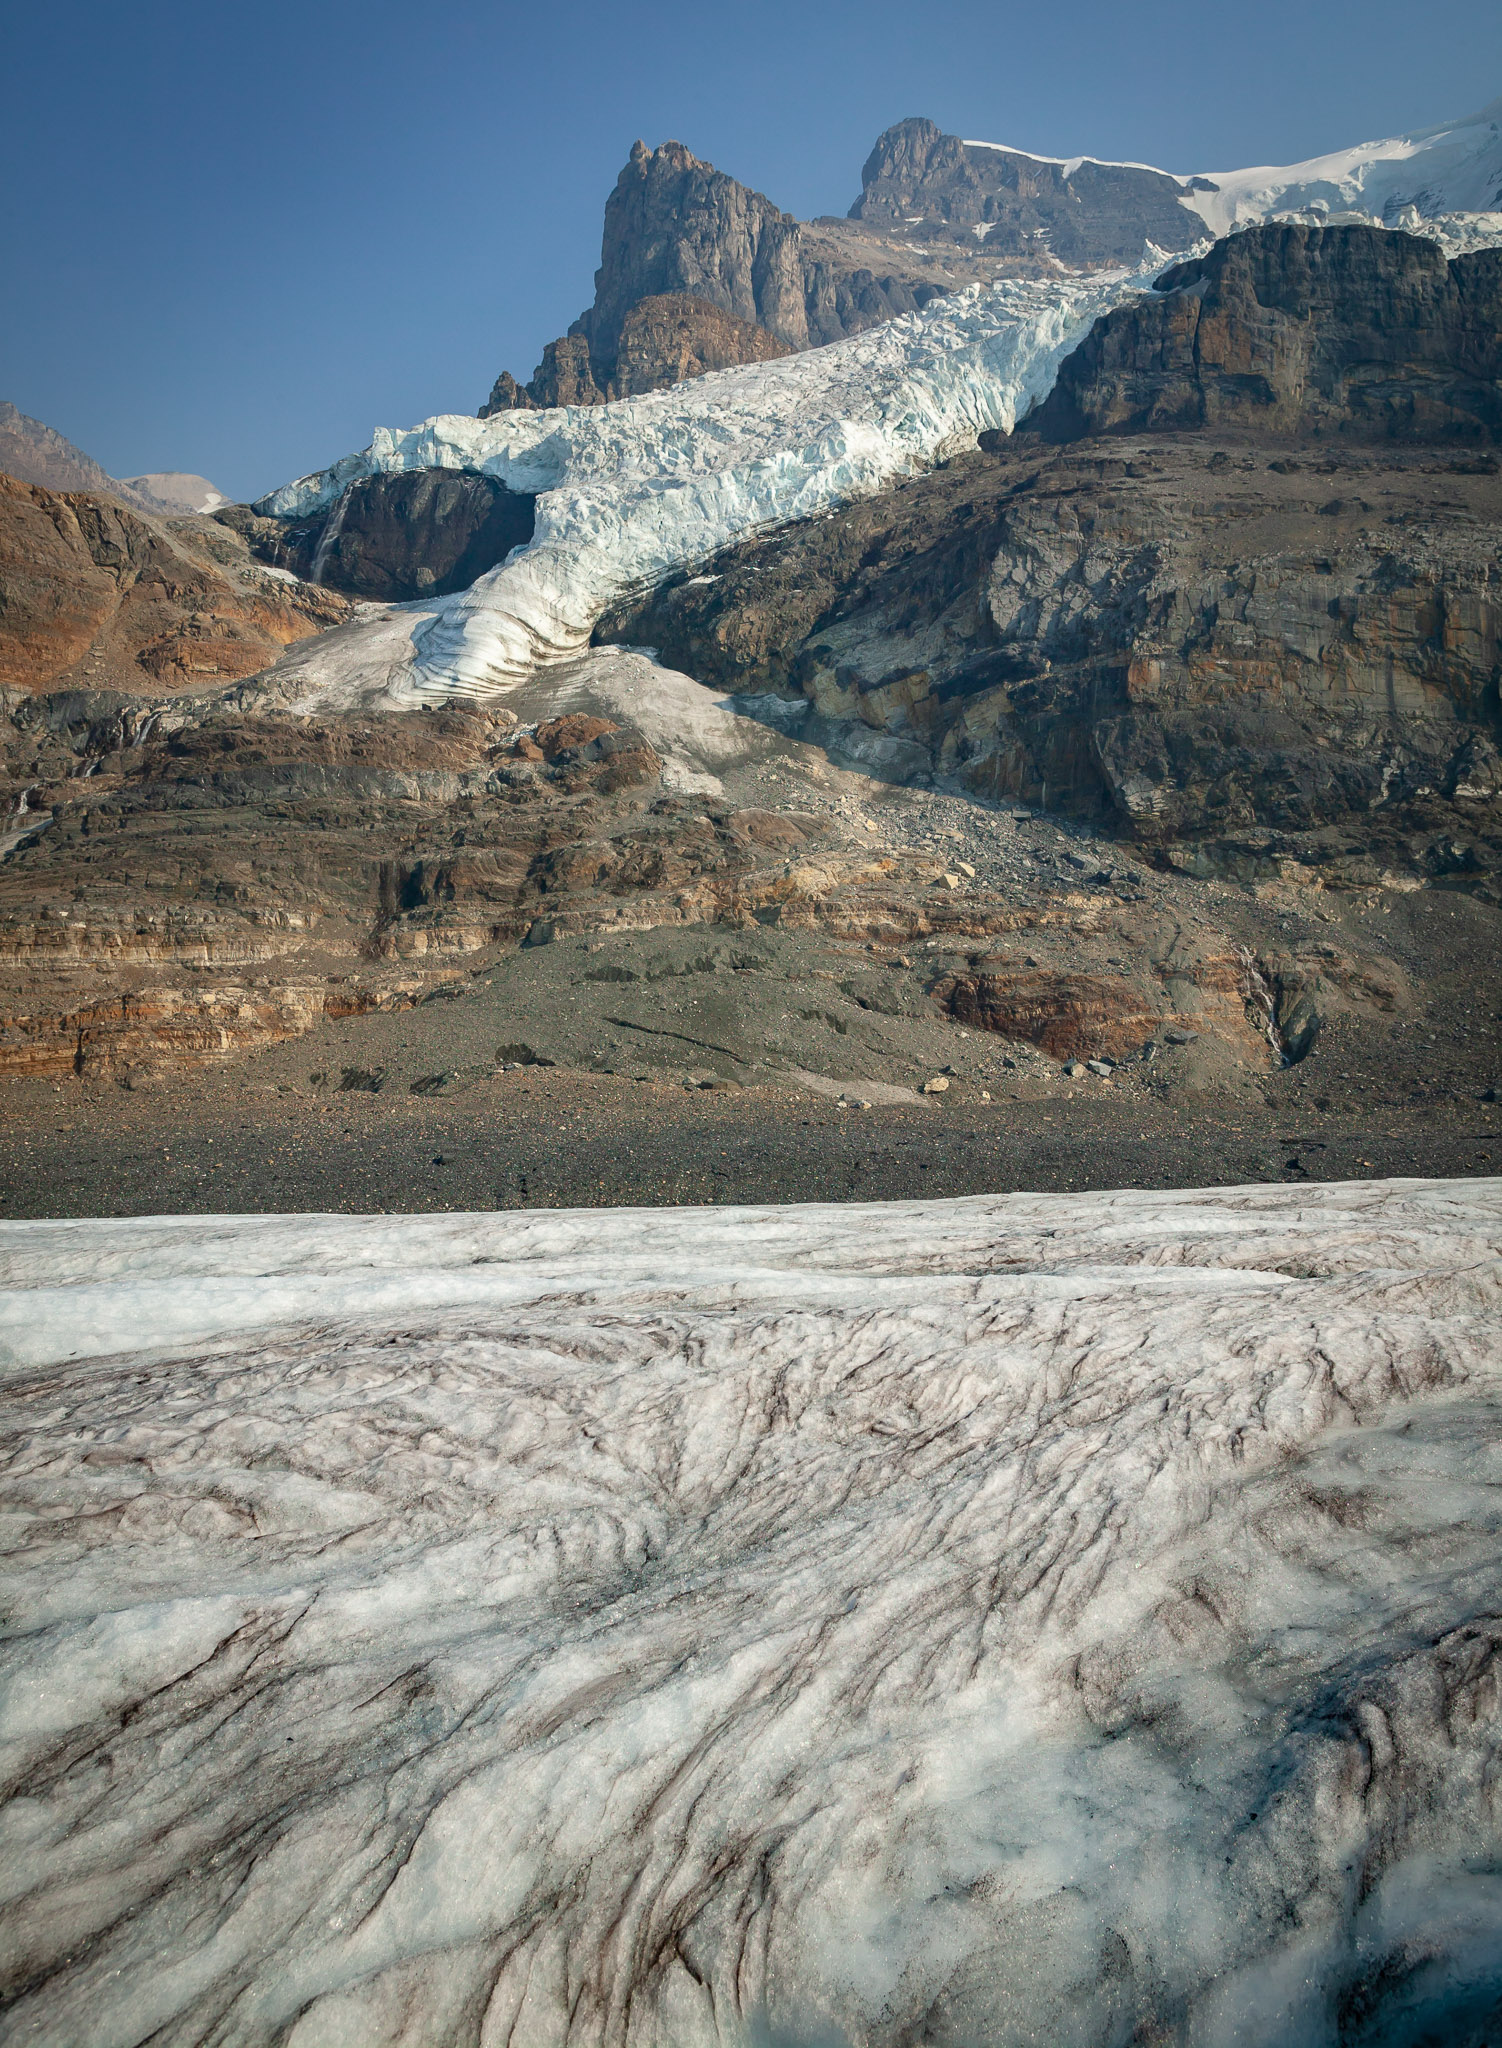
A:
259 259 1174 698
256 95 1502 706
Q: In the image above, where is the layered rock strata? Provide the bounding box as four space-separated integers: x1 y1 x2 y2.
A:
1031 224 1502 443
0 658 1362 1082
0 683 850 1074
597 435 1502 888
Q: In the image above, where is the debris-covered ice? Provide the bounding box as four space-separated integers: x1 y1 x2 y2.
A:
3 1178 1501 2045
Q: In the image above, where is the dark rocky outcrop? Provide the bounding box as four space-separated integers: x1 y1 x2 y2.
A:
480 335 608 413
1029 225 1502 443
478 371 535 417
851 116 1210 266
531 336 603 408
597 431 1502 887
227 470 537 601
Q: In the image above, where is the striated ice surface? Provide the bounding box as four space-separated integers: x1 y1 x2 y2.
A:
3 1178 1502 2045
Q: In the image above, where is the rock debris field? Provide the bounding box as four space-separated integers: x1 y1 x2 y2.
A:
2 1177 1502 2045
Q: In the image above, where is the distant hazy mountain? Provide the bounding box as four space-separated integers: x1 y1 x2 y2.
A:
0 402 226 515
120 472 230 515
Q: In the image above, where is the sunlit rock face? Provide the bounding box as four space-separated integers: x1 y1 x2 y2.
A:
2 1179 1501 2046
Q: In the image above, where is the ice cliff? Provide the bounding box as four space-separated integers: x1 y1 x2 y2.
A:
3 1178 1502 2044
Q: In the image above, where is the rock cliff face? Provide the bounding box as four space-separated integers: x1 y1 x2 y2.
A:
598 432 1502 888
851 116 1210 266
481 132 1013 413
1030 225 1502 443
574 140 812 373
596 229 1502 891
0 473 350 694
611 293 792 395
222 470 536 602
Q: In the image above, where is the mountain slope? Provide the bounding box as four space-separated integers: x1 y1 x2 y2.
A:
0 472 350 694
0 401 229 517
0 400 145 504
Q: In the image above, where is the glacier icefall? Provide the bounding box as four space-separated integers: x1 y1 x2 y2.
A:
258 261 1171 705
251 96 1502 710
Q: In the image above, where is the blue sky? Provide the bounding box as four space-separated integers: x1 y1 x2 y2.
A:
3 0 1500 502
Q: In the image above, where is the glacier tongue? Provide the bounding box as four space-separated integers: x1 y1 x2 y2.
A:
257 261 1170 704
3 1179 1502 2045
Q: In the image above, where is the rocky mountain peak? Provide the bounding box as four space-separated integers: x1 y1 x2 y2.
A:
572 137 804 378
849 115 1207 265
854 116 957 207
478 117 1233 422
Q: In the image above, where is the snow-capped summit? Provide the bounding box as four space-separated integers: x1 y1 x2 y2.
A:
957 95 1502 238
1181 95 1502 236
